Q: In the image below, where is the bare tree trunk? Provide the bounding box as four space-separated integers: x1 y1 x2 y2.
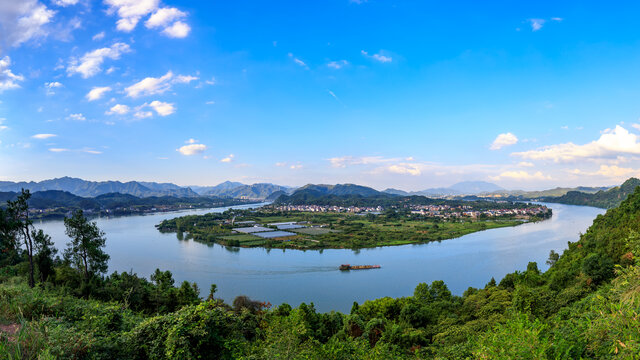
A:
22 226 34 288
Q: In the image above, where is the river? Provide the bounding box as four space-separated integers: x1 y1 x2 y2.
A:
35 202 604 313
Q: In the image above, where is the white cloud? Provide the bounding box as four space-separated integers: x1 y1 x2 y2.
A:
328 156 396 168
513 126 640 162
82 149 102 154
49 148 69 152
86 86 111 101
290 164 302 170
551 17 563 22
104 0 191 37
361 50 392 63
221 154 234 163
53 0 79 6
517 161 534 167
327 60 348 69
32 133 57 139
0 57 25 92
148 100 175 116
104 0 159 32
67 42 131 78
0 0 55 47
45 81 62 88
529 18 546 31
125 71 198 97
92 31 105 41
571 165 639 179
106 104 130 115
205 77 216 85
67 113 85 121
489 170 551 181
162 20 190 38
388 163 422 176
177 142 207 156
490 132 518 150
44 81 62 95
145 7 186 28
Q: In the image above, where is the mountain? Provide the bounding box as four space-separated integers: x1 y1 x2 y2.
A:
449 181 503 194
0 177 199 198
382 188 410 196
204 183 293 199
190 181 245 195
545 178 640 209
0 190 240 214
274 183 396 205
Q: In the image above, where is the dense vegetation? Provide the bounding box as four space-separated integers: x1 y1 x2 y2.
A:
156 205 549 249
0 190 253 219
2 186 640 358
543 177 640 209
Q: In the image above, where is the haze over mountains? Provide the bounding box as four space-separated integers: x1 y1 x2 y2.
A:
383 181 504 197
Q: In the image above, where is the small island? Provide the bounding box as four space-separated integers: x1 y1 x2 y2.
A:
156 198 551 250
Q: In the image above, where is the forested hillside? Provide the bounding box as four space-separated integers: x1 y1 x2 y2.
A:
2 187 640 358
546 177 640 208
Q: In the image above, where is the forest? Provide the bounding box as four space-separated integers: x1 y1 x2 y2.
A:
1 187 640 358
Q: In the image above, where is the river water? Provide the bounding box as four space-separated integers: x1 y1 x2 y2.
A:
35 202 604 312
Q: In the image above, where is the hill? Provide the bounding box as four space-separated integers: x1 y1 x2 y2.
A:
0 177 199 198
383 181 503 197
204 183 293 199
274 183 396 205
190 181 245 195
545 178 640 208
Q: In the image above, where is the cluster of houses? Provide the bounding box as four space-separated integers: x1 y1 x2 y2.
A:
274 204 384 213
409 205 549 219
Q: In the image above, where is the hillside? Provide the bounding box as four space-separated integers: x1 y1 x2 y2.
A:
274 183 396 205
545 178 640 208
203 182 292 199
0 190 245 218
3 181 640 358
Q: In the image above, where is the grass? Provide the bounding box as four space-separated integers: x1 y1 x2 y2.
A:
293 228 336 235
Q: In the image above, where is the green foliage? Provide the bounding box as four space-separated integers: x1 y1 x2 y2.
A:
64 210 109 282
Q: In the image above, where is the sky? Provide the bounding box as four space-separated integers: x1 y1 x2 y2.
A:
1 0 640 191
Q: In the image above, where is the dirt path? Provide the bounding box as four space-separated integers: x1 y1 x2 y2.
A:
0 323 21 342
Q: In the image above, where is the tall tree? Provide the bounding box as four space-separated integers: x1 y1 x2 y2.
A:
7 190 36 287
0 207 20 265
32 229 57 283
64 210 109 282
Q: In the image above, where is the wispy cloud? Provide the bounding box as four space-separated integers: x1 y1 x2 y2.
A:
288 53 308 69
67 43 131 78
0 1 55 47
327 60 349 69
0 57 25 92
125 71 198 97
361 50 392 63
32 133 57 139
221 154 234 163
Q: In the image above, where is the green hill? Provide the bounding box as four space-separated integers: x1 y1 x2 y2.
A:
546 178 640 208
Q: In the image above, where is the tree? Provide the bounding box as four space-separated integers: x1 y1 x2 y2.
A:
208 284 217 300
0 207 20 265
7 190 36 287
32 229 57 283
546 250 559 266
64 210 109 282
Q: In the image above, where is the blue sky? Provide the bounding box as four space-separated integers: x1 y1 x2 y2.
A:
1 0 640 190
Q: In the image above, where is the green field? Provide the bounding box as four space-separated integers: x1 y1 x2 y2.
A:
292 227 336 235
158 209 535 250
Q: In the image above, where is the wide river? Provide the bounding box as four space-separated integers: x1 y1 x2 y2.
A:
35 202 604 313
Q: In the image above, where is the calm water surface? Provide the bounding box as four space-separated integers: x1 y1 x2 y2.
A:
35 202 604 312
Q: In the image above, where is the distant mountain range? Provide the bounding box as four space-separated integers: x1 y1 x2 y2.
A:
0 190 239 215
0 177 199 198
0 177 293 200
383 181 504 197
